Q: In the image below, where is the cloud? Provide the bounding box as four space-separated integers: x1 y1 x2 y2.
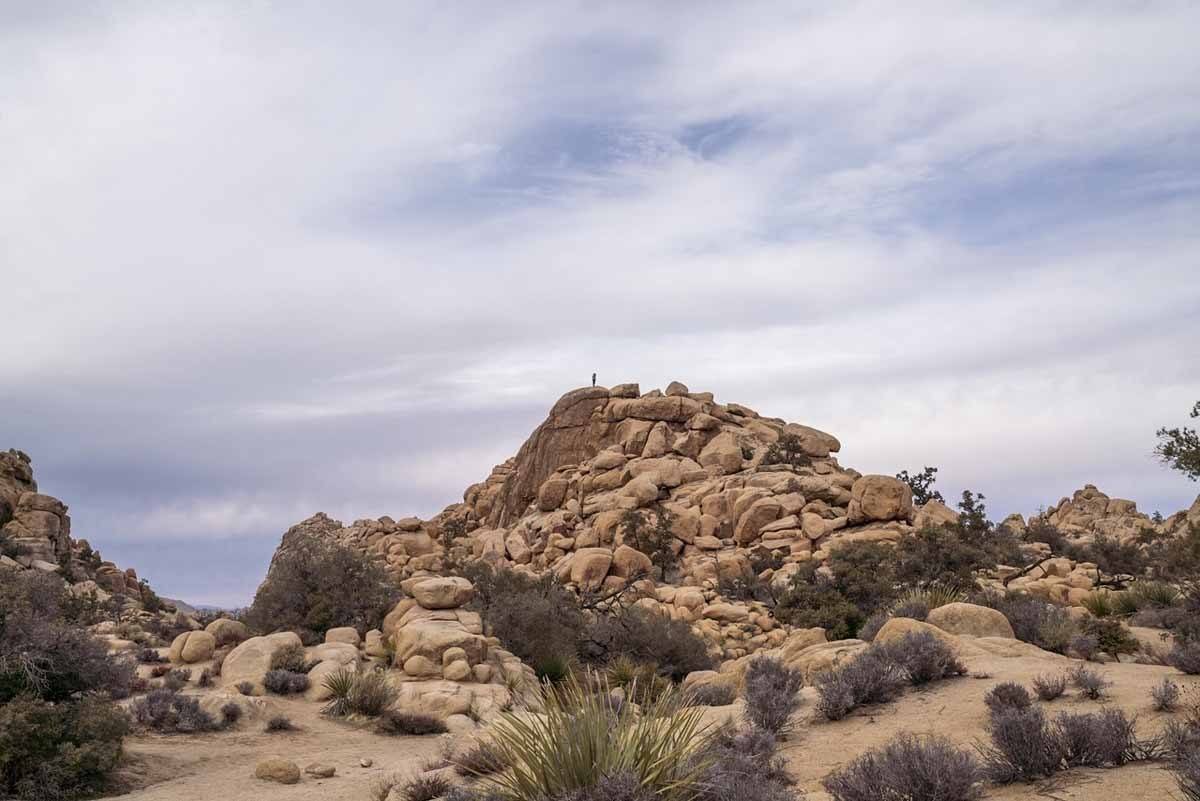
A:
2 2 1199 606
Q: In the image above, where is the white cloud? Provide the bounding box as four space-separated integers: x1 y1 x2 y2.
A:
2 1 1199 603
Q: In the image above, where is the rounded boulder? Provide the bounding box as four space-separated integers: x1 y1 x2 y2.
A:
926 602 1015 639
169 630 216 664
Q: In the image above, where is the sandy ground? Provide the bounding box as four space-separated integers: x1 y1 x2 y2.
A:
106 646 1198 801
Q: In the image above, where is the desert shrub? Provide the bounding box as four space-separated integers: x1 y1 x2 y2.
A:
888 598 930 621
137 648 167 664
814 647 905 721
197 668 212 688
1172 641 1200 675
376 709 448 736
452 739 509 777
463 563 584 677
268 642 309 673
584 605 713 682
321 668 356 716
985 682 1032 717
482 677 709 798
1080 591 1116 618
244 532 398 637
131 688 217 733
1080 617 1139 657
603 657 673 706
882 631 966 685
1154 678 1182 712
402 773 453 801
1128 581 1181 610
1148 525 1200 583
0 571 135 703
263 668 309 695
163 668 191 692
824 732 982 801
742 657 803 734
265 714 295 732
219 701 242 728
979 706 1066 782
974 591 1075 654
685 683 736 707
1176 750 1200 801
773 545 898 639
896 466 945 506
856 612 889 642
210 647 229 677
149 664 171 678
619 508 679 576
320 668 395 717
129 675 149 694
1032 672 1067 701
236 680 254 696
1070 665 1111 700
761 434 812 469
0 693 130 801
1070 633 1099 661
1084 534 1148 578
1056 708 1142 767
694 724 793 801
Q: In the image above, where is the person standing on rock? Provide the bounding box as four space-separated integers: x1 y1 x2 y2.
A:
592 372 596 387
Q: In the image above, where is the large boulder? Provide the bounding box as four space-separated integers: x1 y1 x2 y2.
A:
219 632 303 693
570 548 614 591
169 630 216 664
204 618 249 646
873 617 962 653
698 431 744 475
926 602 1015 639
848 475 913 524
412 577 474 610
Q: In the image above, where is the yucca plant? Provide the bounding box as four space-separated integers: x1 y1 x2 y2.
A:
480 674 713 801
322 667 357 717
1129 581 1181 610
1080 591 1115 618
891 582 965 613
1111 591 1140 617
604 657 672 706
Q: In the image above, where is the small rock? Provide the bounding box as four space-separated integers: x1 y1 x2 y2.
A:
360 758 373 768
305 763 336 778
255 758 300 784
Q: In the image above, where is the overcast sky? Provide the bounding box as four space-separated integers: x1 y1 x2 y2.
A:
3 2 1199 607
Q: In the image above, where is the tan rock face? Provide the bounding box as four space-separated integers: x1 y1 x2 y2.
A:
698 431 744 475
571 548 614 591
220 632 303 693
412 577 474 610
848 475 913 524
325 626 361 646
873 617 962 654
204 618 249 646
169 630 216 664
926 602 1015 639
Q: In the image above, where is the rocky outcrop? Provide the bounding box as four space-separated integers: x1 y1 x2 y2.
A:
0 449 158 607
1029 484 1159 544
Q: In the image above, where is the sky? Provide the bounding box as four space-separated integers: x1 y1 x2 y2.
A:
2 2 1199 607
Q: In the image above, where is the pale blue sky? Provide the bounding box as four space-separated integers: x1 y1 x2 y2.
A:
2 2 1199 606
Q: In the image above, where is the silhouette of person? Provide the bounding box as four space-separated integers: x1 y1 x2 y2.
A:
591 372 596 387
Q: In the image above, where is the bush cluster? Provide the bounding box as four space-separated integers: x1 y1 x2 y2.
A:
981 706 1148 783
824 733 982 801
742 657 803 735
244 532 399 638
376 709 448 736
322 668 396 717
131 688 218 733
0 569 136 799
263 668 310 695
815 632 963 721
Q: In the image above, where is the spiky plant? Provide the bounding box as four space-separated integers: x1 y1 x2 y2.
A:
1111 591 1140 617
480 674 713 801
322 667 357 717
1129 581 1181 610
1080 591 1116 618
890 582 965 613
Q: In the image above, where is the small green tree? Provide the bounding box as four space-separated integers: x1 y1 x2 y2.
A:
1156 401 1200 481
896 466 944 505
619 508 677 576
761 433 812 468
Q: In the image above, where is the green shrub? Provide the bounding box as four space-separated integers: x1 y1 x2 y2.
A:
244 532 398 637
584 606 713 682
895 467 945 506
0 694 130 800
1080 591 1116 618
760 434 812 469
1079 617 1139 658
482 677 711 800
461 563 584 676
268 642 309 673
323 669 395 717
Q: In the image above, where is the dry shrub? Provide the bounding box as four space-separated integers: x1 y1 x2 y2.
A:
1154 677 1182 712
984 682 1032 717
742 657 803 734
265 714 296 732
376 710 448 736
824 733 982 801
882 631 966 685
1070 665 1111 700
979 706 1066 783
685 683 736 707
263 668 309 695
130 688 217 733
1172 641 1200 675
1031 672 1067 701
814 648 904 721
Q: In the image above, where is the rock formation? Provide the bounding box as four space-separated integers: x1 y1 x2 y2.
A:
0 448 157 606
